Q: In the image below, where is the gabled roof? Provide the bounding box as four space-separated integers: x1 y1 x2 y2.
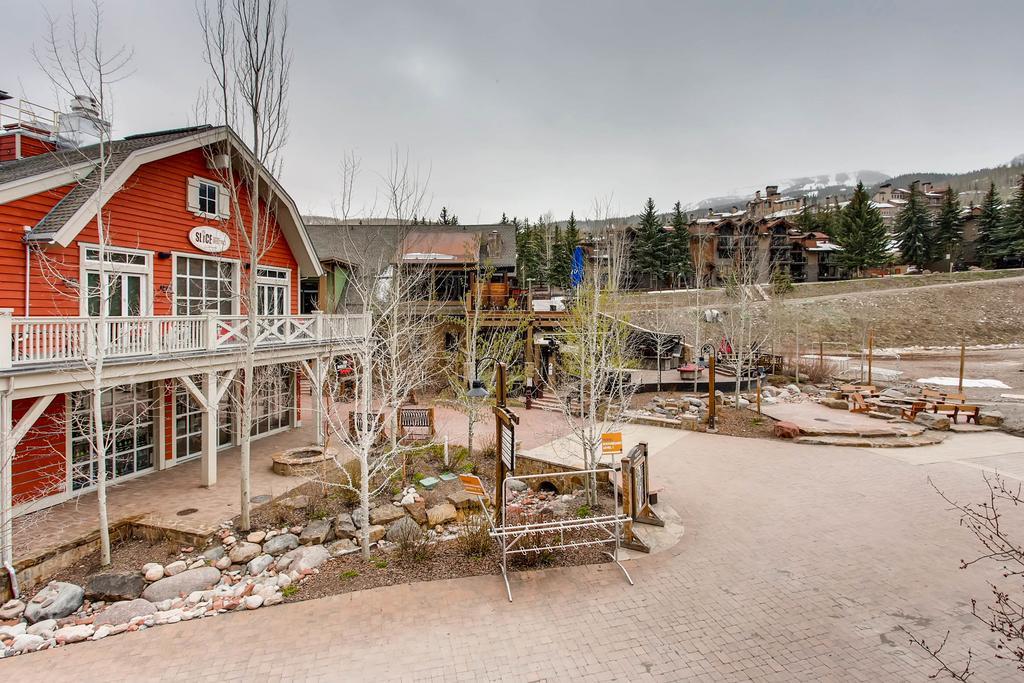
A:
303 220 516 270
0 125 322 276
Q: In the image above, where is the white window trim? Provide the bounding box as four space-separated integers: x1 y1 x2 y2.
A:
78 243 154 317
187 175 231 220
172 251 242 317
256 265 293 315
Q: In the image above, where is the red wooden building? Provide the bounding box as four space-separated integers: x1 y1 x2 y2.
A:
0 100 363 565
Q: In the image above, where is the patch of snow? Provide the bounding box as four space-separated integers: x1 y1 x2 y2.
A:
917 377 1011 389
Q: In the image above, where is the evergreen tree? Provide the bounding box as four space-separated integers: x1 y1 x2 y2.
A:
500 212 508 225
977 183 1002 267
563 211 581 253
894 181 933 269
516 217 542 285
630 197 666 288
548 222 571 287
438 206 458 225
999 174 1024 264
796 203 838 238
932 186 964 261
666 201 694 286
834 182 888 275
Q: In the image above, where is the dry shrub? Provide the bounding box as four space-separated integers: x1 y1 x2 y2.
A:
456 514 493 558
783 353 837 384
391 520 432 564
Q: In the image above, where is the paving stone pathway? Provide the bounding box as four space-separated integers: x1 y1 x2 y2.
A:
3 429 1019 681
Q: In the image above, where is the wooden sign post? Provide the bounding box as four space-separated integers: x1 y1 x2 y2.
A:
492 362 519 513
619 442 664 553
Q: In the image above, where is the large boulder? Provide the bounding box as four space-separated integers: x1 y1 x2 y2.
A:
85 572 146 602
262 532 299 556
141 567 221 603
447 490 481 511
386 516 423 544
333 513 357 539
228 541 262 564
9 633 45 653
326 539 357 556
93 598 157 627
0 598 25 620
277 545 330 573
773 421 801 439
53 623 94 644
979 410 1004 427
24 581 85 623
367 525 386 543
202 545 226 562
247 554 275 576
506 478 528 493
821 398 849 410
915 411 951 431
403 501 428 525
426 503 457 527
369 504 406 526
299 518 334 545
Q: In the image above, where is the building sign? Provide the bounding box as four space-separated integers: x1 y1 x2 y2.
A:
189 226 231 254
601 432 623 455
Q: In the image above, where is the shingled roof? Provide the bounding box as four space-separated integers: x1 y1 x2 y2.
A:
303 219 517 270
10 125 217 242
0 125 214 187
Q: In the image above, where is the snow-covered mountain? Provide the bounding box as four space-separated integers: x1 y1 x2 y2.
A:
682 169 889 213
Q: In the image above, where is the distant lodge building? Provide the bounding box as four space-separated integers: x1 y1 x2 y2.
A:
683 216 842 286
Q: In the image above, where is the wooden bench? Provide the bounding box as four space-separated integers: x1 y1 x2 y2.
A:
923 388 967 405
900 401 927 422
932 403 960 422
840 384 878 399
960 405 981 424
398 406 435 442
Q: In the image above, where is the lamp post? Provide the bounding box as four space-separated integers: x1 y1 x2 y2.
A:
707 351 717 432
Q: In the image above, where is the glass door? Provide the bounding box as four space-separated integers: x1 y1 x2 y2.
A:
87 272 146 316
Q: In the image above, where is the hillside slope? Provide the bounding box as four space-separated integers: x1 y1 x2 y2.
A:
620 271 1024 348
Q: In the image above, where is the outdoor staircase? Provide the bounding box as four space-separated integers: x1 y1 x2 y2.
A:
529 395 564 413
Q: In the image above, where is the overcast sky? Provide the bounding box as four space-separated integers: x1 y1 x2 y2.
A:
6 0 1024 222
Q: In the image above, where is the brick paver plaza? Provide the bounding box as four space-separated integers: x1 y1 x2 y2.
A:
4 427 1022 681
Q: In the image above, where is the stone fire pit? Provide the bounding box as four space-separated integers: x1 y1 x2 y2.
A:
271 446 338 477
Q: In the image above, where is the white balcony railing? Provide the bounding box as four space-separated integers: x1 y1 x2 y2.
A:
0 311 369 369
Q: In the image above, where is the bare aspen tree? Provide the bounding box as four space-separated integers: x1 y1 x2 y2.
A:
30 0 133 566
546 198 637 506
310 150 438 560
716 232 772 401
446 262 525 461
198 0 291 530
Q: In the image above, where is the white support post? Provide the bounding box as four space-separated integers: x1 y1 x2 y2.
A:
313 310 324 342
0 309 13 369
149 318 161 356
204 308 219 351
312 357 325 447
298 358 327 447
200 371 218 487
1 392 13 570
0 392 55 577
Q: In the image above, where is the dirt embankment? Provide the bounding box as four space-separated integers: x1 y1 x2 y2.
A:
769 277 1024 348
621 274 1024 348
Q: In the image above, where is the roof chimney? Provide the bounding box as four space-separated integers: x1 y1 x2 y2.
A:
57 95 110 148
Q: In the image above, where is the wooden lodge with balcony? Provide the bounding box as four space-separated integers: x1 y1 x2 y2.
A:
0 103 366 554
686 215 844 286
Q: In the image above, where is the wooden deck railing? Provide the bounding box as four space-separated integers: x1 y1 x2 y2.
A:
0 310 369 369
